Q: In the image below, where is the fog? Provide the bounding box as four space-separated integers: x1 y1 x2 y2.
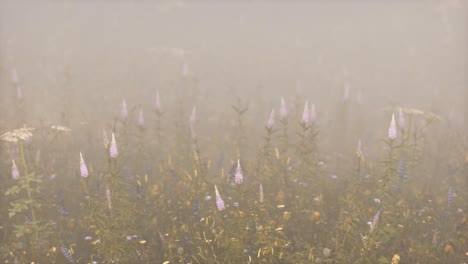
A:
0 1 467 263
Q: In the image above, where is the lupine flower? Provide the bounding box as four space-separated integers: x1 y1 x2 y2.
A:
106 186 112 212
155 91 161 113
266 109 275 129
11 160 19 180
356 139 362 158
137 108 145 127
302 101 310 124
259 183 264 203
110 132 118 158
16 86 23 101
11 69 19 85
279 97 287 119
60 246 74 263
356 89 363 105
309 103 316 123
103 128 109 148
121 99 128 120
370 207 382 233
388 114 397 140
343 81 350 102
398 108 405 128
189 106 197 138
234 159 243 184
214 185 225 211
447 186 454 207
79 152 89 177
397 159 407 180
182 62 189 76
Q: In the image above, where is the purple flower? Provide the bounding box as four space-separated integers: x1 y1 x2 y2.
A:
234 159 243 184
16 86 23 101
309 103 316 123
214 185 225 211
121 99 128 120
137 108 145 127
266 109 275 129
370 207 381 233
302 101 310 124
80 152 89 178
398 108 405 128
155 91 161 113
388 114 397 140
259 183 264 203
110 132 118 158
11 160 19 180
279 97 287 119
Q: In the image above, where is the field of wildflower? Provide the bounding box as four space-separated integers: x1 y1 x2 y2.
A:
0 65 467 264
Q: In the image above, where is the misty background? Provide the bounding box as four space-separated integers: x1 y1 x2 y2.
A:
0 1 466 151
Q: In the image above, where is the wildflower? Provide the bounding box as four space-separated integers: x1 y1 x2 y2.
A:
11 69 19 85
397 159 407 180
121 99 128 120
388 114 397 140
356 139 362 158
391 254 400 264
11 160 19 180
447 186 454 207
279 97 288 119
398 108 405 128
302 101 310 124
79 152 89 178
214 185 225 211
16 86 23 101
110 132 118 158
356 88 363 105
343 81 350 102
234 159 243 184
60 246 74 263
106 186 112 212
266 109 275 129
182 62 189 76
51 125 71 132
137 108 145 127
370 207 382 233
155 91 161 113
309 103 316 122
1 127 35 142
259 183 264 203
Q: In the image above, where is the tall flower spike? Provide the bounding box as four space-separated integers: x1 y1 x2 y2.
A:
189 106 196 126
302 101 310 124
280 97 288 119
266 109 275 129
343 81 350 102
398 108 405 128
310 103 316 123
16 86 23 101
80 152 89 178
234 159 243 184
214 185 225 211
106 186 112 212
356 139 362 158
137 108 145 127
155 91 161 113
11 160 19 180
110 132 118 158
388 114 397 140
370 207 382 233
259 183 264 203
121 99 128 120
